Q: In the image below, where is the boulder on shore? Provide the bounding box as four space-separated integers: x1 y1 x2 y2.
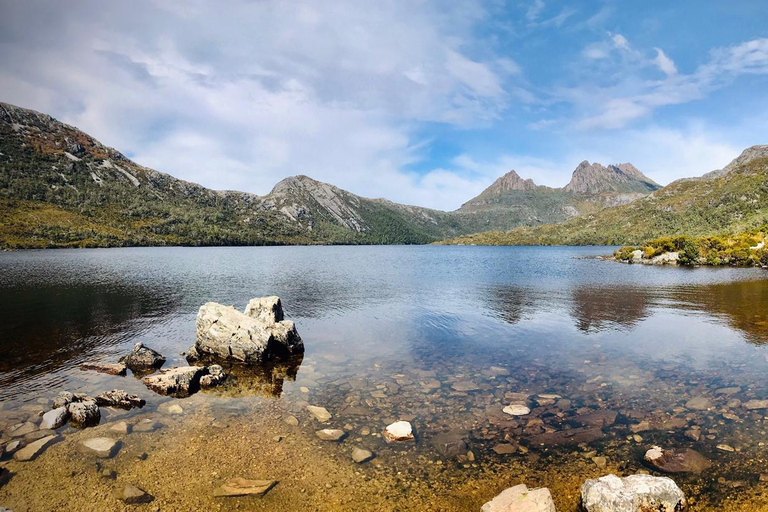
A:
95 390 146 410
142 366 207 397
481 484 556 512
190 296 303 364
118 342 166 372
68 398 101 428
581 474 686 512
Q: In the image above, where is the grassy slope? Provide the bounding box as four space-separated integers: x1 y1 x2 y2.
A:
439 157 768 246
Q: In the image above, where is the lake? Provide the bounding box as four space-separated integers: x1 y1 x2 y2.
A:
2 246 768 510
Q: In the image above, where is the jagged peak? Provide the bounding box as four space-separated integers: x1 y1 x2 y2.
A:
485 170 539 193
564 160 659 194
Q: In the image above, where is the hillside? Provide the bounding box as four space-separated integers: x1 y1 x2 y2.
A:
440 147 768 246
0 101 661 249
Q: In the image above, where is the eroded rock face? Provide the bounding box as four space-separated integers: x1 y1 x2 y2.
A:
482 484 556 512
95 390 146 410
191 297 303 364
119 342 166 372
581 474 686 512
68 399 101 428
142 366 207 397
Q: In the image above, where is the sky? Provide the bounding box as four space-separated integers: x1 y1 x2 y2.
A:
1 1 767 210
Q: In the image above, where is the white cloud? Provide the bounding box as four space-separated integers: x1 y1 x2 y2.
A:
612 34 630 52
653 48 678 76
526 0 545 22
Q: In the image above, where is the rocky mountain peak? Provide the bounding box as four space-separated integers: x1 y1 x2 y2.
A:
484 170 539 194
564 161 660 195
715 145 768 176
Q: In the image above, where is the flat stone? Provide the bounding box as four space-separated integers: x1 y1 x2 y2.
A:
315 429 346 442
133 419 163 433
451 381 479 392
492 443 517 455
482 484 556 512
503 404 531 416
78 437 121 458
79 362 127 376
431 432 468 457
114 483 154 504
40 407 69 430
109 421 131 435
283 415 299 426
351 447 375 463
581 474 686 512
716 387 741 396
143 366 207 397
95 390 145 410
213 478 277 497
717 444 735 452
644 446 711 474
744 399 768 410
7 422 37 438
685 396 713 410
574 409 618 427
24 429 56 442
383 421 414 442
13 434 59 461
307 405 332 423
3 440 23 457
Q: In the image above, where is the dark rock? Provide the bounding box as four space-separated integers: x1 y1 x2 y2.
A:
79 362 127 376
68 399 101 428
142 366 207 397
431 432 469 457
644 446 712 474
95 390 145 410
119 342 166 372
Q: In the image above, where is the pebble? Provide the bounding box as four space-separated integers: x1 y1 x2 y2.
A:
114 483 154 504
383 421 414 442
78 437 121 458
716 444 735 452
306 405 332 423
351 447 375 463
109 421 131 435
503 404 531 416
315 429 346 442
283 415 299 426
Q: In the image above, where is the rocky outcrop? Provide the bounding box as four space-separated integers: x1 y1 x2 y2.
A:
68 398 101 428
119 342 166 372
581 474 686 512
482 484 556 512
95 390 146 410
142 366 207 397
565 161 659 195
190 296 303 364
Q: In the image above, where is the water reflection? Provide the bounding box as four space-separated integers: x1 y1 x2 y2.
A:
570 285 651 332
198 355 303 398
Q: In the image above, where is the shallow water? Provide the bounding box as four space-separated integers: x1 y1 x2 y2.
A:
3 246 768 510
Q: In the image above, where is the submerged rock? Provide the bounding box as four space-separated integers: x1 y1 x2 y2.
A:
114 483 154 504
68 399 101 429
200 364 227 389
79 362 127 376
119 342 166 372
13 434 59 461
315 429 346 442
95 390 146 410
431 432 469 457
503 404 531 416
307 405 332 423
383 421 414 443
6 422 37 438
644 446 711 474
482 484 556 512
191 297 303 364
351 447 375 463
142 366 207 397
213 478 277 497
40 407 69 430
133 419 163 433
78 437 121 458
581 474 686 512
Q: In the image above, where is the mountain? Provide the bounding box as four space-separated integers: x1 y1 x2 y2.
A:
0 101 660 249
440 145 768 246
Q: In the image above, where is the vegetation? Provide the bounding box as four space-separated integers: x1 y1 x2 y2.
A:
613 228 768 267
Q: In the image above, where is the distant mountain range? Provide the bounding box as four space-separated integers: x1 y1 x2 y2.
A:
0 101 663 248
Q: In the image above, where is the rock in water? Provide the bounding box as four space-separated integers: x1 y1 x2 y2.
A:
481 484 556 512
644 446 712 474
200 364 227 388
114 484 154 504
79 362 127 376
503 404 531 416
78 438 121 458
383 421 414 442
119 342 166 372
581 474 686 512
191 297 303 364
40 407 69 429
68 399 101 428
13 435 59 461
307 405 332 423
52 391 75 409
431 432 469 457
351 447 375 463
315 429 346 441
95 390 146 410
214 478 277 497
142 366 207 397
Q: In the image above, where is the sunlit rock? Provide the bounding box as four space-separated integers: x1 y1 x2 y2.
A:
581 474 686 512
482 484 556 512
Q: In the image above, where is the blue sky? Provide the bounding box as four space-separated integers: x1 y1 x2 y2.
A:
1 1 767 210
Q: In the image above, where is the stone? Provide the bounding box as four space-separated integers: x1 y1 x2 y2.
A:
581 474 686 512
717 444 735 452
574 410 618 428
481 484 556 512
431 432 468 457
3 440 23 457
95 390 146 410
13 434 59 461
118 342 166 371
307 405 332 423
684 429 701 442
592 456 607 468
351 447 374 463
40 407 69 430
191 297 303 364
451 381 479 392
644 446 711 474
78 438 121 458
25 429 56 442
492 443 517 455
0 467 9 488
7 422 37 438
716 387 740 396
199 364 227 388
167 404 184 415
133 419 163 433
316 429 346 442
114 483 154 504
79 362 127 376
383 421 414 442
744 399 768 410
68 400 101 428
52 391 75 409
685 396 713 410
503 404 531 416
142 366 207 397
283 415 299 426
526 426 604 447
213 478 277 497
109 421 131 435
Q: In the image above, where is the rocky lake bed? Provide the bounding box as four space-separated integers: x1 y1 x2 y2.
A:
4 246 768 510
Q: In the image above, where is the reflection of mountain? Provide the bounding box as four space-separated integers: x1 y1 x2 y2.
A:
199 355 303 398
570 286 651 332
671 280 768 345
486 285 539 325
0 280 176 392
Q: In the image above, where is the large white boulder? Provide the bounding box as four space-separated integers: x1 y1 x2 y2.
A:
581 474 686 512
481 484 556 512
